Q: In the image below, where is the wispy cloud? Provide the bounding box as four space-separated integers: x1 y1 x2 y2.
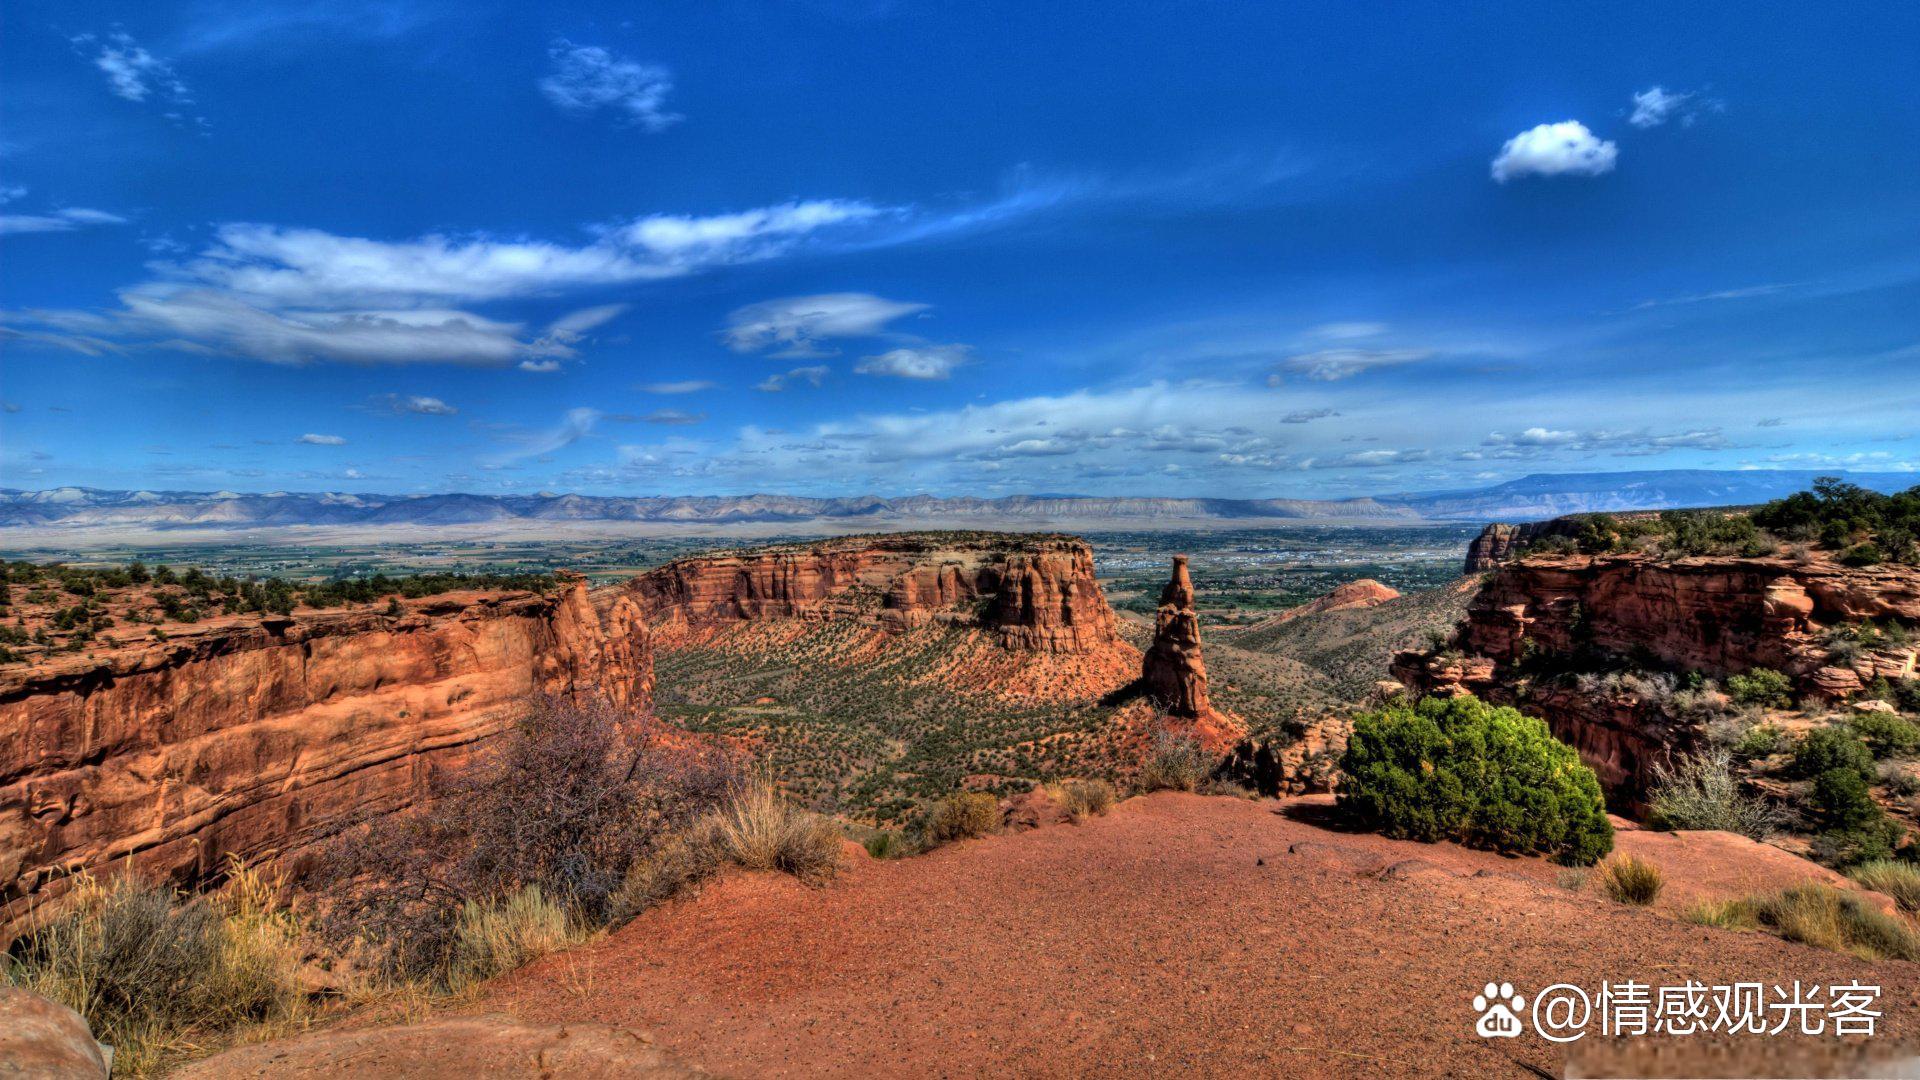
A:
855 343 971 380
483 407 600 464
725 293 928 357
756 365 830 392
0 205 128 236
640 379 718 394
372 394 458 416
540 40 682 131
1491 121 1618 182
297 433 347 445
73 30 203 126
1270 347 1430 382
1628 86 1720 129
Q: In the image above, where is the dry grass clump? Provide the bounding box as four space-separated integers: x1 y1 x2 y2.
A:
1136 730 1214 793
1597 854 1664 905
444 886 588 991
1681 884 1920 961
697 779 843 884
1751 885 1920 961
1645 748 1786 840
926 792 1003 844
1849 859 1920 915
6 864 309 1077
1050 778 1117 822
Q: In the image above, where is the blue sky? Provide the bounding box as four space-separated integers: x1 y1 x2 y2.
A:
1 1 1916 498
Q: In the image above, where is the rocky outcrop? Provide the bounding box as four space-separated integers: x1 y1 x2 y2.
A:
618 532 1124 655
1463 523 1527 573
1214 715 1352 797
1263 578 1401 626
0 988 110 1079
1142 556 1212 719
1396 548 1920 796
0 575 652 941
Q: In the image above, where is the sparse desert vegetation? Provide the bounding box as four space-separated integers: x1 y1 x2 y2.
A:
1597 854 1665 905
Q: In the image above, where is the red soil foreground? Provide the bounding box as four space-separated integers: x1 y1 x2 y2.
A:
483 793 1920 1078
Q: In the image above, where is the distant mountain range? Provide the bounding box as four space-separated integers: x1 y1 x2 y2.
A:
2 470 1913 530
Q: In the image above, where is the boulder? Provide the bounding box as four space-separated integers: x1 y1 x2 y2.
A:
0 988 110 1079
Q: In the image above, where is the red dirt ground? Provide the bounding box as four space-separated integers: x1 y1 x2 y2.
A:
481 793 1920 1078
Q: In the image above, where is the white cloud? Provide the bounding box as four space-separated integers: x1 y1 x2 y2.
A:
75 31 201 126
1470 426 1730 459
518 359 562 373
484 407 599 464
640 380 717 394
540 40 681 132
389 394 457 415
544 303 628 341
755 365 829 392
0 206 128 235
1490 121 1618 182
1629 86 1689 128
297 433 347 445
724 293 928 357
1271 347 1430 382
637 409 704 425
172 205 885 309
855 343 970 380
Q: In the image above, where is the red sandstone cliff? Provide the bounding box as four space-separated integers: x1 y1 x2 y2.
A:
617 533 1125 656
1396 550 1920 794
0 575 651 939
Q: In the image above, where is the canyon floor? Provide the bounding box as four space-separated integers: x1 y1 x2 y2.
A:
397 793 1920 1079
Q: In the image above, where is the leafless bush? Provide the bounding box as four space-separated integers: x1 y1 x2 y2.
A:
313 694 743 977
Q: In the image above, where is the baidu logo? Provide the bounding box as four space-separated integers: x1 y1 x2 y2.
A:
1473 982 1527 1038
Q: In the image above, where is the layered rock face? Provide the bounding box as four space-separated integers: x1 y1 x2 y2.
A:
0 575 651 940
618 533 1124 655
1142 556 1212 719
1396 549 1920 794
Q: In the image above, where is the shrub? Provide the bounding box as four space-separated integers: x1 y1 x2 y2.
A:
1848 860 1920 915
1811 767 1883 830
1732 724 1786 760
8 870 307 1076
698 779 843 884
1792 726 1874 781
862 831 908 859
1840 543 1886 567
1645 749 1785 840
445 886 582 991
1751 884 1920 961
1337 695 1613 865
926 792 1003 844
1895 679 1920 715
1811 821 1906 869
1726 667 1793 708
1053 778 1117 821
1136 730 1215 793
315 695 742 977
1598 854 1664 905
1850 711 1920 758
608 832 720 922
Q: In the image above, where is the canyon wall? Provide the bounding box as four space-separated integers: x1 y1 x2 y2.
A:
616 532 1125 655
1397 549 1920 795
0 575 651 939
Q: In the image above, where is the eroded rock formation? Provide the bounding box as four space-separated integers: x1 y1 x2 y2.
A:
1263 578 1401 627
1142 556 1212 719
618 532 1124 655
0 575 651 940
1397 546 1920 795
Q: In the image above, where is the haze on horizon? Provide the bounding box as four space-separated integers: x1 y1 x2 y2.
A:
1 1 1916 500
